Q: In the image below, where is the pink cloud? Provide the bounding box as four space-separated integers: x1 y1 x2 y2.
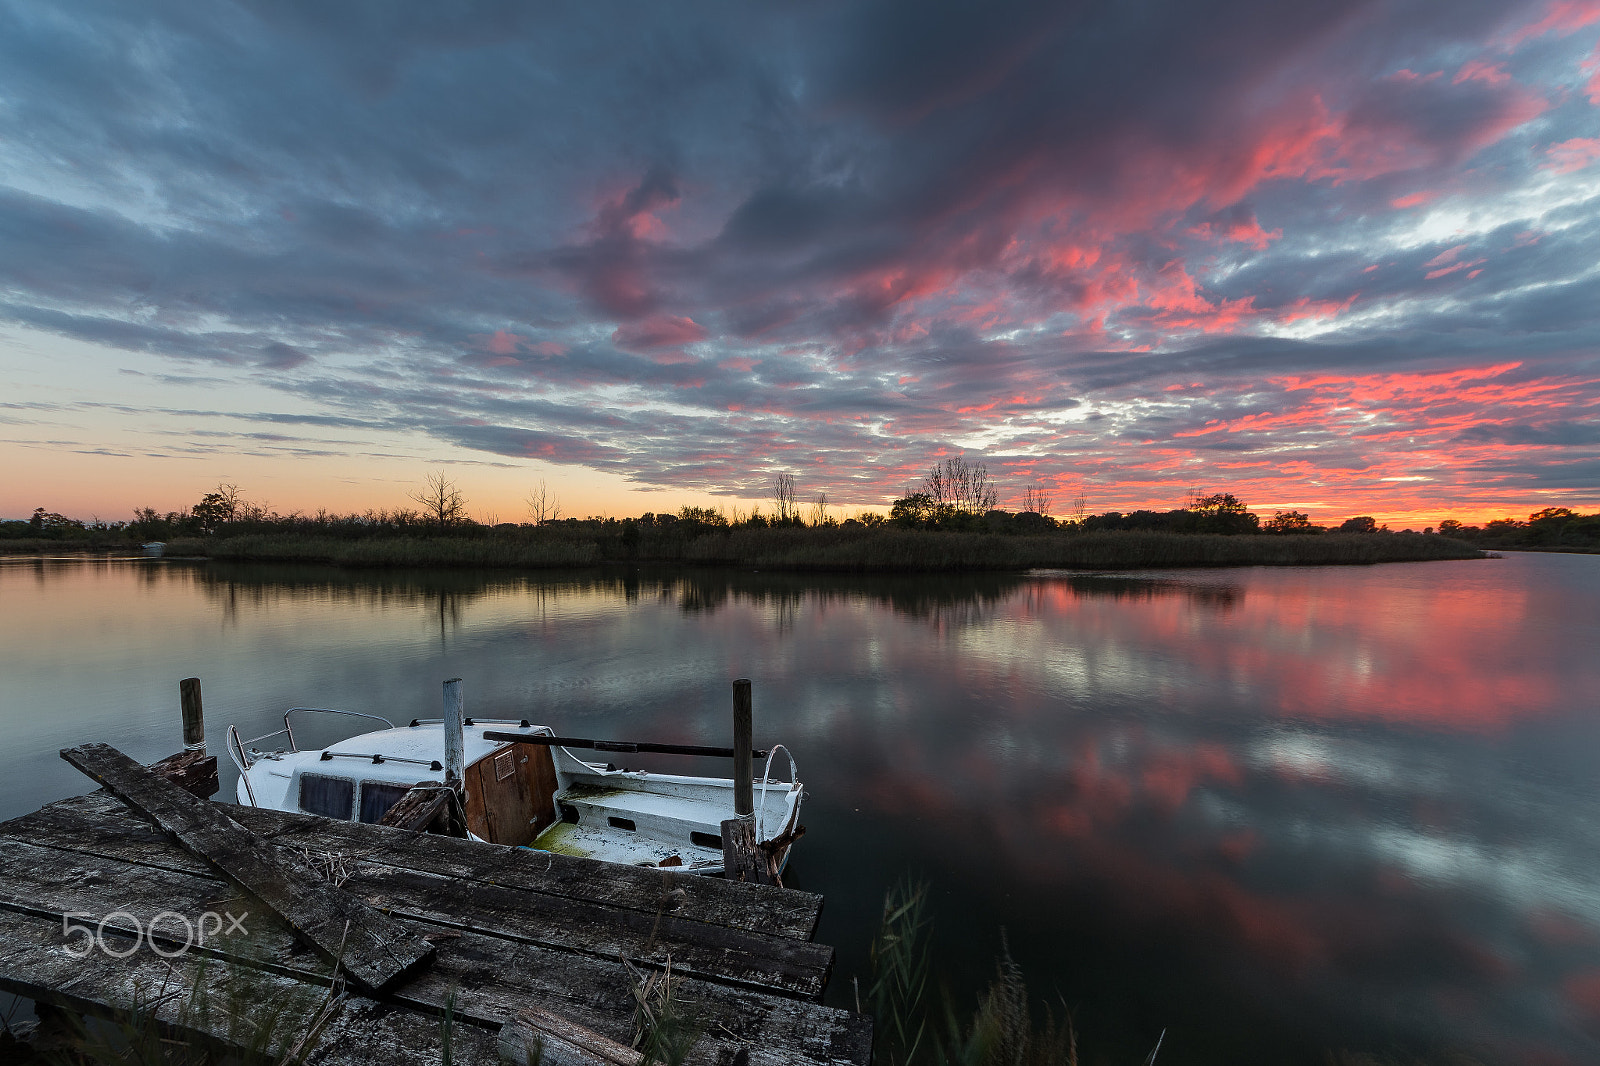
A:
1503 0 1600 49
1190 214 1281 250
611 314 708 351
486 329 521 355
1426 258 1487 280
1420 245 1487 279
1453 60 1512 87
1424 244 1468 268
1544 137 1600 172
1390 190 1438 209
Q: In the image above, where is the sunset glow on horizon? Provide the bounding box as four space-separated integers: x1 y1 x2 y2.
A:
3 0 1599 528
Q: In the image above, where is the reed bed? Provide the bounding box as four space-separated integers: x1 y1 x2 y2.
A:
197 534 600 568
157 528 1483 572
28 525 1484 572
684 529 1483 572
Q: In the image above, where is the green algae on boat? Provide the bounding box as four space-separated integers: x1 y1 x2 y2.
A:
529 820 593 858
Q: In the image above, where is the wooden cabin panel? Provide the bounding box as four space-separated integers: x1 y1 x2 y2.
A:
526 742 559 836
464 743 558 847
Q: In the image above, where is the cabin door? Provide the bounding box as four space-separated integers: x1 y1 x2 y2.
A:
463 742 558 846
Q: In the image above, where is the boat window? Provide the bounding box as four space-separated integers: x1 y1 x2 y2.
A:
299 774 354 820
359 781 413 824
607 816 636 831
690 831 722 850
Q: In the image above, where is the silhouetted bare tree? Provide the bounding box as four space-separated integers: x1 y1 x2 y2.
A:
525 479 562 524
771 473 797 522
410 470 468 526
923 456 997 515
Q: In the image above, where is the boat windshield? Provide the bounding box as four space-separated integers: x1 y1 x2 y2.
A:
359 781 413 824
299 773 354 820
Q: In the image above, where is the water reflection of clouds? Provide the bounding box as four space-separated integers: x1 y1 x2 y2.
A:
799 563 1600 1063
842 708 1600 1061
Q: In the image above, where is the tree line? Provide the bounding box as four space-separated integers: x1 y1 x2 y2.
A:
6 461 1595 550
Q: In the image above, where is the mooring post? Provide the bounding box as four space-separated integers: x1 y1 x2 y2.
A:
180 677 205 753
722 677 776 884
732 678 753 818
443 677 465 794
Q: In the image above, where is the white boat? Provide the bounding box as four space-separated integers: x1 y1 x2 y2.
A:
226 704 803 874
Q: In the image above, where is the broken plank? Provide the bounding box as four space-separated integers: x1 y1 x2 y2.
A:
148 748 219 798
59 742 434 993
377 783 465 835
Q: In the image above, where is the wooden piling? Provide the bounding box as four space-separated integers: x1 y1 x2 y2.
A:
443 677 465 794
732 679 753 818
180 676 204 752
723 679 777 884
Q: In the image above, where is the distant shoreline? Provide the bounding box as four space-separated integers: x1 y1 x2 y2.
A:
0 529 1488 571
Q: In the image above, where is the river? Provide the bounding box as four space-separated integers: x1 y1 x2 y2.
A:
2 552 1598 1064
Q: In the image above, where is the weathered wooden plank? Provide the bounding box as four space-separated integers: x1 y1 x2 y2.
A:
341 860 832 997
0 836 871 1066
402 933 872 1066
0 907 499 1066
59 743 435 993
4 791 823 941
0 793 217 877
0 803 832 998
232 804 825 941
499 1006 644 1066
0 837 314 971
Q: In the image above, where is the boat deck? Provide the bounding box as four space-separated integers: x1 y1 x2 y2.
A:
0 754 868 1066
534 778 798 867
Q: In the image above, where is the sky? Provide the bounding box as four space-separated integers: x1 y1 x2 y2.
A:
2 0 1599 528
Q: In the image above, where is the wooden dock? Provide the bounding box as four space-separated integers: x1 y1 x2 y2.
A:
0 744 871 1065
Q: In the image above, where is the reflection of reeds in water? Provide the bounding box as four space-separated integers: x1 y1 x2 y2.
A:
193 562 1028 627
1060 575 1243 609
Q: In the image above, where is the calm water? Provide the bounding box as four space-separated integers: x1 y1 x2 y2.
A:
3 553 1600 1064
